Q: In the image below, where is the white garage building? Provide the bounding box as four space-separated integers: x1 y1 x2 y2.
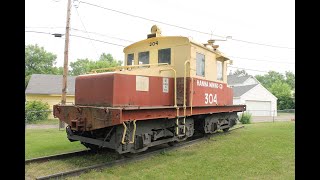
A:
228 74 277 116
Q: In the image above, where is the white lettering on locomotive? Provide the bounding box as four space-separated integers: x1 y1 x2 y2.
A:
204 93 218 105
197 79 223 89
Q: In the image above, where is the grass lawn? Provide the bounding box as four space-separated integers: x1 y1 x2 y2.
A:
27 118 60 125
25 122 294 179
25 128 86 159
277 112 295 117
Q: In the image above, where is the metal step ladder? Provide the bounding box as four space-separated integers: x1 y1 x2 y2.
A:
175 117 186 137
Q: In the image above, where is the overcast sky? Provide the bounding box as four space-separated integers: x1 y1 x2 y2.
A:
25 0 295 76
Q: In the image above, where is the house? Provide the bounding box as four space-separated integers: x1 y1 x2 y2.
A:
25 74 76 118
227 74 277 116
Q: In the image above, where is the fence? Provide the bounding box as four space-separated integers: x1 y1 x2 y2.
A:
240 109 295 123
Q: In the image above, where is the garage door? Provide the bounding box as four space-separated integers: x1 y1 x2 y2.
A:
245 100 271 116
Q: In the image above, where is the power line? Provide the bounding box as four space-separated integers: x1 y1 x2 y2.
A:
25 30 127 47
69 34 126 47
229 56 294 65
74 4 100 59
71 28 135 43
79 1 225 38
228 66 269 73
25 30 52 35
26 26 135 43
25 26 65 29
79 1 295 50
230 38 294 50
25 30 294 67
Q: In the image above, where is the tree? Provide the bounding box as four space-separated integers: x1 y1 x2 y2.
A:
269 80 294 110
285 71 295 89
70 53 122 76
231 69 248 76
255 71 285 90
25 44 63 88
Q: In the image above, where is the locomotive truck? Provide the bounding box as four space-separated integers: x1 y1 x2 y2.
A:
53 25 246 154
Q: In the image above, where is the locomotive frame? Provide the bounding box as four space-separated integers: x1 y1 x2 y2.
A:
53 25 246 154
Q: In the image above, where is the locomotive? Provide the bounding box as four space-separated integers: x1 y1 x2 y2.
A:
53 25 246 154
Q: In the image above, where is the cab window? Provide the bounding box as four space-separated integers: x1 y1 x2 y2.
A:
127 53 134 65
196 52 205 77
217 60 223 81
158 48 171 64
138 51 149 64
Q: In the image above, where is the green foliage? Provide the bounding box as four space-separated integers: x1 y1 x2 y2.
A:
269 81 294 110
25 100 51 123
255 71 295 110
239 112 252 124
231 69 248 76
25 44 63 88
285 71 295 90
70 53 122 76
255 71 285 90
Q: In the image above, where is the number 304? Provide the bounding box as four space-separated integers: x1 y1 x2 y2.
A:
149 41 158 46
205 93 217 104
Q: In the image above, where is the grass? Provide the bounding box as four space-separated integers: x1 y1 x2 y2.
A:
25 129 86 159
277 112 295 117
27 118 60 125
25 122 294 179
73 122 294 179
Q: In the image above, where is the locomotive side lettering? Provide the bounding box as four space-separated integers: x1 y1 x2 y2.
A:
197 80 223 89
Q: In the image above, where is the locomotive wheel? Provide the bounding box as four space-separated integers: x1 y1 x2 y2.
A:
168 136 188 146
223 128 230 132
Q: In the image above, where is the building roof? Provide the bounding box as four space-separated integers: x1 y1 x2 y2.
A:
227 74 252 85
25 74 76 95
232 84 258 97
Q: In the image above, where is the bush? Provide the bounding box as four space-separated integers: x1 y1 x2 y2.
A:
239 112 252 124
25 100 50 123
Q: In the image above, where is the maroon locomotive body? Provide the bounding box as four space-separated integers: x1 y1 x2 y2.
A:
53 25 245 153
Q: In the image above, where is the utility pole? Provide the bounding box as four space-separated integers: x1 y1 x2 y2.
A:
60 0 72 129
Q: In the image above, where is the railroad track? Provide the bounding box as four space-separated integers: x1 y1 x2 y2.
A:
25 149 93 164
32 125 244 180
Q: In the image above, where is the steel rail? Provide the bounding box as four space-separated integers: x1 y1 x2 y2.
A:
35 125 244 180
25 149 92 164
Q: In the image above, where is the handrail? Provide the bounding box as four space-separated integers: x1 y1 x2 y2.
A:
191 77 194 114
159 68 177 108
130 120 137 143
121 120 137 144
90 63 169 74
183 60 190 115
121 122 127 144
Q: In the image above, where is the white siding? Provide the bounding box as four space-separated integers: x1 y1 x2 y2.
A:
245 100 271 116
233 97 242 105
240 84 277 116
242 78 259 86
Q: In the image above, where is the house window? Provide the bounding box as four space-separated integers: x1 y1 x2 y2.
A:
138 51 149 64
217 60 223 81
196 52 205 77
127 53 134 65
158 48 171 64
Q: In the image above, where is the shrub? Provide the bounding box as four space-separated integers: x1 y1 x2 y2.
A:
25 100 50 123
239 112 252 124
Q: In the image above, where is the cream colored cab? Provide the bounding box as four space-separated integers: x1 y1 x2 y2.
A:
122 25 231 84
